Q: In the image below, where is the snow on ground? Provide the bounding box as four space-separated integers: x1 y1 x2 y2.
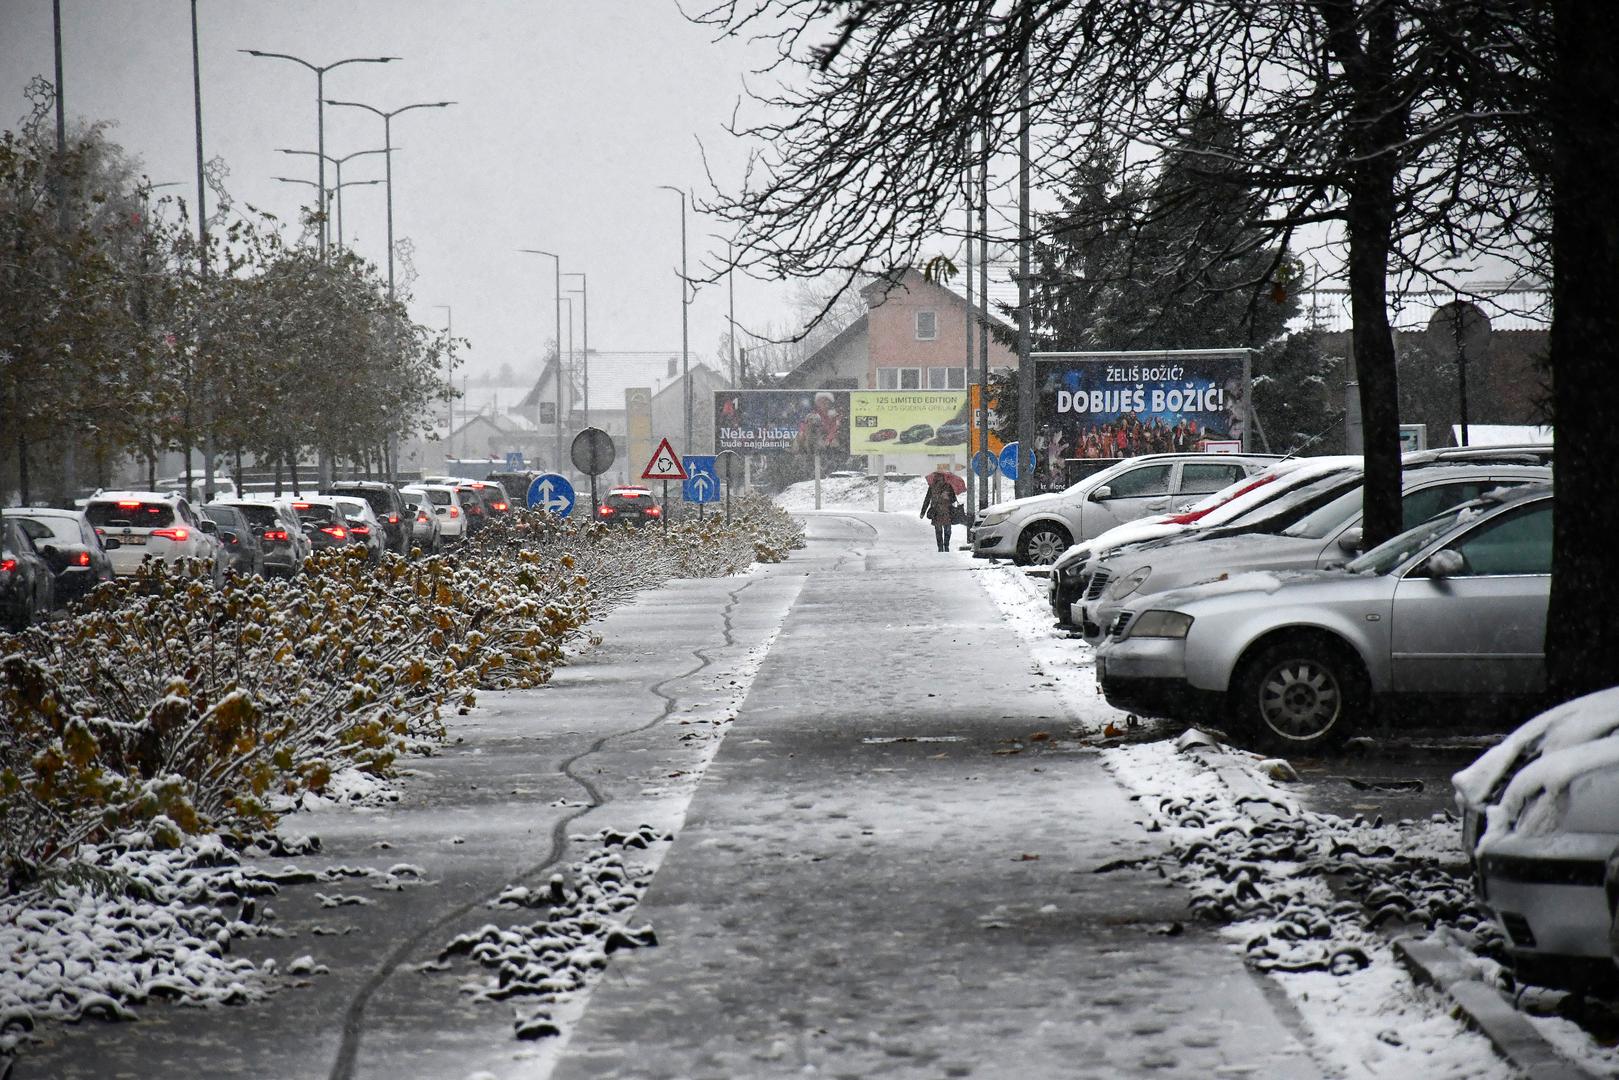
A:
966 552 1580 1079
773 473 931 514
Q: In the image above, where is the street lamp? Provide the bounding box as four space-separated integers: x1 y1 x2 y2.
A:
517 249 565 471
239 49 398 262
324 98 455 300
277 147 392 251
656 185 692 454
273 175 382 251
564 272 589 431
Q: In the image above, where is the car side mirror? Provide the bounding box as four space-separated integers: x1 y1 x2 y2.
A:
1424 549 1466 579
1090 485 1114 502
102 537 122 550
199 520 218 536
1337 527 1364 553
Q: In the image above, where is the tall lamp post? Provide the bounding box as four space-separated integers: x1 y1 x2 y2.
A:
325 98 455 300
191 0 214 501
277 146 391 251
434 305 453 466
518 249 565 471
239 49 398 263
272 175 382 251
656 186 692 454
564 272 589 431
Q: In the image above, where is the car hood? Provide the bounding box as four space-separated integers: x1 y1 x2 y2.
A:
1137 565 1392 616
1101 532 1337 584
983 491 1067 518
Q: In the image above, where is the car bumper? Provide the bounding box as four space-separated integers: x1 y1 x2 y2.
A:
971 526 1014 558
1095 638 1221 721
1478 849 1613 977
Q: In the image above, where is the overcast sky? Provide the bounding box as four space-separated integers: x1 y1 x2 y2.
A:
0 0 799 382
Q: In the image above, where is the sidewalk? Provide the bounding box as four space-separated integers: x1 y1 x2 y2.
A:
552 512 1319 1079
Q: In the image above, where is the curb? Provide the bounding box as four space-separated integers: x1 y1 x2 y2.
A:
1395 938 1595 1080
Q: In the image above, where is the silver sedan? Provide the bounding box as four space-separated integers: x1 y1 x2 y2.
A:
1093 485 1552 752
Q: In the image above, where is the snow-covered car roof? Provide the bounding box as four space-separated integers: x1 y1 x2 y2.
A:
1476 734 1619 852
1453 686 1619 812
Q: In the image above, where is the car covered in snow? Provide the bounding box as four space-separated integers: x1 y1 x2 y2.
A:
971 452 1279 565
1081 460 1551 644
1094 485 1554 752
1048 455 1361 628
1452 688 1619 989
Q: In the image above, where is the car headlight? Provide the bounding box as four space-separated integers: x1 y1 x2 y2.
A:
978 507 1012 528
1127 610 1193 639
1106 565 1151 600
1056 548 1091 582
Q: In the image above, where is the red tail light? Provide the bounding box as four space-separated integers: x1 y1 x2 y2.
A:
449 507 460 519
151 527 190 542
320 525 347 540
351 525 371 536
117 500 142 509
388 514 399 524
292 502 312 510
417 511 430 523
0 558 15 573
76 551 91 566
598 506 615 516
263 529 289 542
492 501 509 511
646 506 662 518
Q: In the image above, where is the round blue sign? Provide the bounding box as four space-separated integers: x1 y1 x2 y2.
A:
997 442 1036 481
526 473 577 517
971 450 996 477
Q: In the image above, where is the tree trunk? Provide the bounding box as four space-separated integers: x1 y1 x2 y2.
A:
274 451 284 497
1544 1 1619 698
289 451 302 496
16 431 29 506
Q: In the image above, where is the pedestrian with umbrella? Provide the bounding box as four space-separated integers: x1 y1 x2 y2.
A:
920 465 965 552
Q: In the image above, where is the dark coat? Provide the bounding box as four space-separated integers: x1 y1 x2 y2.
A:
920 480 958 527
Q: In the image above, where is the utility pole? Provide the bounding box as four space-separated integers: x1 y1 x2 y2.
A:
658 186 692 453
53 0 73 504
192 0 215 502
1014 35 1034 499
566 272 589 431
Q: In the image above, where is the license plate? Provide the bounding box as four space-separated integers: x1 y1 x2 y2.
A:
122 534 146 546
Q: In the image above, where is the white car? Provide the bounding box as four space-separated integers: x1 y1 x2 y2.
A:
401 484 467 542
970 453 1279 565
330 496 387 562
82 490 225 584
1094 485 1553 751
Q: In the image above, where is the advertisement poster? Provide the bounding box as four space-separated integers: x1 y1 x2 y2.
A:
1035 352 1250 462
848 391 969 456
713 390 851 455
969 384 1005 456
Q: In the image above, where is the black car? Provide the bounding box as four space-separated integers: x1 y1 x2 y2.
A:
322 482 411 555
595 487 663 526
3 508 116 606
201 504 266 577
1 517 56 630
485 471 540 508
289 498 362 556
220 499 311 577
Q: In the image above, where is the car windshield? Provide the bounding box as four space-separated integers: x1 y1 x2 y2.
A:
230 504 282 528
608 492 654 506
291 502 338 525
1216 469 1362 533
1280 483 1365 539
1345 502 1482 576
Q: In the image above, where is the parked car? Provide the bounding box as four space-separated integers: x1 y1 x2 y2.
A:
454 483 490 535
1449 687 1619 990
485 470 541 508
0 517 56 630
2 507 115 606
288 497 362 556
201 504 266 577
1081 460 1551 644
401 484 467 544
401 492 443 554
221 498 313 577
971 452 1281 565
83 490 225 584
331 497 387 562
1048 456 1361 627
596 486 663 527
322 481 411 555
1094 485 1554 752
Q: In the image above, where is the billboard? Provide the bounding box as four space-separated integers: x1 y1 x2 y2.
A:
713 390 850 455
848 391 968 456
1035 351 1250 461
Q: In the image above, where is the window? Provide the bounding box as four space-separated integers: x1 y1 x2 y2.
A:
1452 502 1552 576
915 311 937 340
1178 463 1246 495
877 367 922 390
667 357 679 377
539 402 557 424
1104 464 1173 498
927 366 966 390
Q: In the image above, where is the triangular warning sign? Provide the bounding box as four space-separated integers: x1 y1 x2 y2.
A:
641 437 688 480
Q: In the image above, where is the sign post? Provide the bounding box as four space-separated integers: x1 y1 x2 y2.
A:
570 426 615 520
714 449 740 521
640 436 687 533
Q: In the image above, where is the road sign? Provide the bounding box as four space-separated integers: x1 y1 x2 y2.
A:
641 437 688 480
682 455 720 503
571 427 615 476
526 473 577 517
998 441 1036 481
971 450 996 478
505 451 525 468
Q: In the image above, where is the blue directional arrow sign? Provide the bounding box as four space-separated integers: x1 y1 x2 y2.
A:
681 455 720 503
971 450 996 478
526 472 577 517
998 441 1037 481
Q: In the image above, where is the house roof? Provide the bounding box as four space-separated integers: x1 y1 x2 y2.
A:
781 313 868 387
1294 283 1551 334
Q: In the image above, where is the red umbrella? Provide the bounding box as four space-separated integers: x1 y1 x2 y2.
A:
926 469 965 495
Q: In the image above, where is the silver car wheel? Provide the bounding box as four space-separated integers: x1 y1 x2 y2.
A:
1256 658 1342 741
1020 527 1069 565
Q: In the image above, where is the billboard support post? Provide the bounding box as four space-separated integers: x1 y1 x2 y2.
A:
877 454 886 512
814 450 822 510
